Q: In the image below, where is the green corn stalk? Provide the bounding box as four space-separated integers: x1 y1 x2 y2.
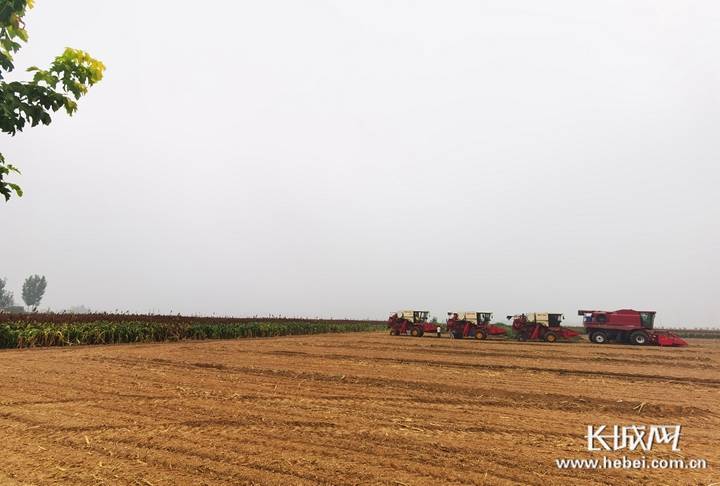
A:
0 318 383 348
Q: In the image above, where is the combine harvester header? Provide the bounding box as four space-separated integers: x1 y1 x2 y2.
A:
580 309 687 346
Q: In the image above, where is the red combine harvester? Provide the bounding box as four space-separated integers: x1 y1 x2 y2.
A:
446 312 506 339
508 312 579 342
388 310 436 337
579 309 687 346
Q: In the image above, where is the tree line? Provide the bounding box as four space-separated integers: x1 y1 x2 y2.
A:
0 274 46 311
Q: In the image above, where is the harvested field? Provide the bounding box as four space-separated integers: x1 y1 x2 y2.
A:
0 333 718 485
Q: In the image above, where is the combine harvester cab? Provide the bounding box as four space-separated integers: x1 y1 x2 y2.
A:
388 310 432 337
579 309 687 347
446 312 506 340
508 312 579 343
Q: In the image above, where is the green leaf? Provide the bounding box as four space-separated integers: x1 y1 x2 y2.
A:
1 0 104 202
7 183 22 197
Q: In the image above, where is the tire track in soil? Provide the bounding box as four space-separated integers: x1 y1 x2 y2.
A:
4 382 704 484
272 341 718 368
2 416 320 485
0 425 212 486
61 354 717 421
261 350 720 387
0 377 629 484
41 403 581 486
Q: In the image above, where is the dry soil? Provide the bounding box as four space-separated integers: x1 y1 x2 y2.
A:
0 332 718 485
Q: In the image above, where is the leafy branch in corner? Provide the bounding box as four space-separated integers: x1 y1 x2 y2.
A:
1 0 105 201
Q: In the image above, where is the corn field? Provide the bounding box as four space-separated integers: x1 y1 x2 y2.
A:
0 314 385 348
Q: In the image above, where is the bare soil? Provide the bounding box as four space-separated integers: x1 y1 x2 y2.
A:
0 333 718 485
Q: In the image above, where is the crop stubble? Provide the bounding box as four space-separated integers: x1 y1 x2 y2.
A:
0 333 718 485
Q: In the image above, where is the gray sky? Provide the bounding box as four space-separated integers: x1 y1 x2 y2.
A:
2 0 718 326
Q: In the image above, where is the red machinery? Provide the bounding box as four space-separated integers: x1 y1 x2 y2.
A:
388 310 436 337
446 312 506 339
579 309 687 346
508 312 579 342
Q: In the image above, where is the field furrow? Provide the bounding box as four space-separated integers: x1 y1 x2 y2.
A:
0 332 718 485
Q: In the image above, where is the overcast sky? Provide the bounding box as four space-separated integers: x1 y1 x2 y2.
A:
1 1 718 326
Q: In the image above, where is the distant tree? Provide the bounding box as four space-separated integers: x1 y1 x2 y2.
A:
1 0 105 201
22 274 46 310
0 277 15 307
430 316 438 324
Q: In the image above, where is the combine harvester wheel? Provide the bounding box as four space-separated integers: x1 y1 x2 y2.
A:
630 331 648 345
589 331 608 344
